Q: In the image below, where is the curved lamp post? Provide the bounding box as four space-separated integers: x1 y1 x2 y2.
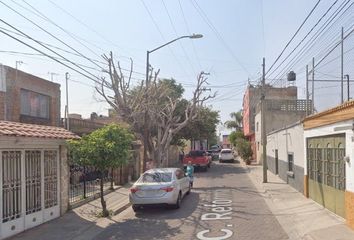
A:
143 33 203 171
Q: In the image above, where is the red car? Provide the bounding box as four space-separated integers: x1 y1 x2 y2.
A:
183 150 211 171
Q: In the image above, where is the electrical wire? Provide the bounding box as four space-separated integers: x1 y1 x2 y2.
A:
266 0 321 77
190 0 251 76
268 0 338 81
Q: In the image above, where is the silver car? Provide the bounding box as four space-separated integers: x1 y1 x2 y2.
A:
129 168 191 212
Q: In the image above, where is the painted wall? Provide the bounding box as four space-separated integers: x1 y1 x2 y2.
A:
255 110 307 163
267 123 305 193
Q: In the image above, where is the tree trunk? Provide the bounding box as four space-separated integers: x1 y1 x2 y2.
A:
110 167 114 190
100 171 109 217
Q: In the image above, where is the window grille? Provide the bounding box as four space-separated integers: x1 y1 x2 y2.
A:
44 151 58 208
2 151 22 223
25 150 41 215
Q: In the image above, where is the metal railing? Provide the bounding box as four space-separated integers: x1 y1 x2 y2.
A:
69 166 112 205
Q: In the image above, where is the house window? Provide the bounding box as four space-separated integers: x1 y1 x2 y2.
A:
20 89 50 119
256 122 259 132
288 153 294 172
257 142 259 151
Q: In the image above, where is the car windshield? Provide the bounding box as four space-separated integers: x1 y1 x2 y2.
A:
222 150 232 154
139 172 172 183
189 150 205 157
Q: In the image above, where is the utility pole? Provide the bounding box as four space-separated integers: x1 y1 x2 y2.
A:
341 27 344 104
345 74 350 101
65 72 70 131
143 51 150 172
312 58 315 114
306 65 309 116
261 57 267 183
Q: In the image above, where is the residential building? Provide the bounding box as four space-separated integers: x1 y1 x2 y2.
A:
0 65 60 126
242 85 297 160
303 100 354 229
222 134 231 149
0 121 78 239
255 99 310 163
267 121 305 193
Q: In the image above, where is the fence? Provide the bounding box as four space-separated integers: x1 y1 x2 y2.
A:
69 165 112 205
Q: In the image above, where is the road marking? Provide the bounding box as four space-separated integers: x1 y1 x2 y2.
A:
197 190 234 240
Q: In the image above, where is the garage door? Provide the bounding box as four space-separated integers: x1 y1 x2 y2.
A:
307 134 346 218
0 149 60 239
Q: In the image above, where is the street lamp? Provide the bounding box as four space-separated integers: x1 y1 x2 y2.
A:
143 33 203 171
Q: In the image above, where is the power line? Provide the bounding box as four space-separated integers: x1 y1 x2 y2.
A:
161 0 196 76
274 0 353 82
178 0 202 70
0 27 102 84
20 0 105 61
190 0 251 75
271 0 346 87
140 0 190 77
0 19 104 81
10 0 104 70
266 0 321 77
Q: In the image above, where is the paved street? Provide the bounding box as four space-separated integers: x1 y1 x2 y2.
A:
10 160 354 240
93 162 288 240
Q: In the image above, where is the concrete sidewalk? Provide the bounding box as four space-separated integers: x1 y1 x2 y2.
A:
242 162 354 240
9 185 132 240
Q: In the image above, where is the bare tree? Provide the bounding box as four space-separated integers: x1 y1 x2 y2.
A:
96 52 215 167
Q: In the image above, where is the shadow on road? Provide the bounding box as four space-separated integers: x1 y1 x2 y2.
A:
134 191 200 219
93 192 202 240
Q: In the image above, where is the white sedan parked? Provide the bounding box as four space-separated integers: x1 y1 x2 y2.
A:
219 148 234 163
129 168 191 212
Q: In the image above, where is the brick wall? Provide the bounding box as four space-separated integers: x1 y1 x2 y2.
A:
2 66 60 126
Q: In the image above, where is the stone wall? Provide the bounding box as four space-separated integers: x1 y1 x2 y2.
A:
60 145 69 215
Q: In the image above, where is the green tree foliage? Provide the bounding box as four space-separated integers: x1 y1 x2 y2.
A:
225 110 243 130
172 107 220 146
229 130 252 164
229 130 245 147
235 138 253 164
67 124 134 217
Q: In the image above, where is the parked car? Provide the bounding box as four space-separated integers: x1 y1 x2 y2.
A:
129 168 191 212
183 150 211 171
219 148 234 163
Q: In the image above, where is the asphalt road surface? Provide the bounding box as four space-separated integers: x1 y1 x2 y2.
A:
94 162 288 240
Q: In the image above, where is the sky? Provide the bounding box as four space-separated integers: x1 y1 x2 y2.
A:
1 0 353 136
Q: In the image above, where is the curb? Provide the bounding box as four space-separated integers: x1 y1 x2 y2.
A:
112 202 131 216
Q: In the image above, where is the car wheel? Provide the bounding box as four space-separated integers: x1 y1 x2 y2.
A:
204 166 208 172
174 192 182 209
132 205 140 212
186 184 191 195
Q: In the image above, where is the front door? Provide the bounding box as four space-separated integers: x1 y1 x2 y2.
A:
307 134 346 218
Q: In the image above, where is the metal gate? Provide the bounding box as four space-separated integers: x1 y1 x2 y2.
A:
307 134 346 218
1 149 60 239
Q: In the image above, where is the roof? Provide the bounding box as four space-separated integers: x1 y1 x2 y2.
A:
303 100 354 130
0 121 80 140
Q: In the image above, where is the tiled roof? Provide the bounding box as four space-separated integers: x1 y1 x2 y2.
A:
0 121 80 140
